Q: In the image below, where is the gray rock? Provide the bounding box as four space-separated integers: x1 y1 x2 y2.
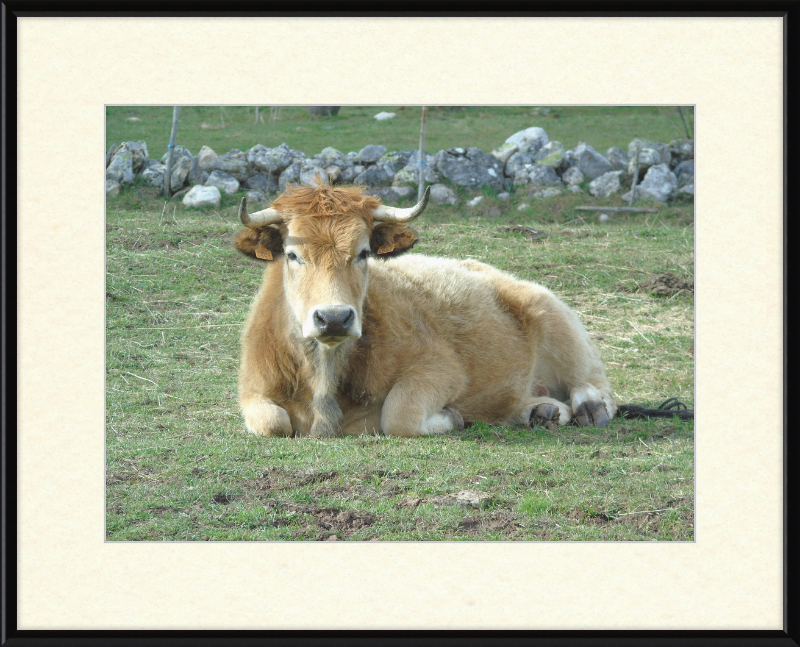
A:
170 155 194 191
555 148 578 178
622 163 677 203
497 192 511 201
279 162 301 192
517 163 562 187
568 185 585 194
673 160 694 187
243 173 278 194
339 167 357 184
355 164 393 188
535 141 566 167
357 144 387 164
182 185 221 208
106 179 121 199
302 157 326 171
504 127 549 155
213 155 249 182
197 145 218 171
574 143 614 181
436 147 504 191
107 143 138 184
127 141 150 173
222 149 247 161
381 149 416 173
320 146 343 159
429 183 459 206
141 164 166 188
605 147 629 171
306 106 340 117
588 170 625 198
366 186 416 202
299 167 330 187
245 190 268 208
562 166 585 186
205 170 240 195
187 158 208 186
676 183 695 199
318 147 349 170
105 166 125 183
627 138 671 177
108 141 148 177
669 139 694 168
246 144 269 163
160 145 192 166
251 144 294 175
505 151 535 178
106 143 119 168
491 142 519 165
289 147 307 163
393 153 439 187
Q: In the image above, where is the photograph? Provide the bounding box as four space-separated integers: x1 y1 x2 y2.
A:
10 10 789 637
105 105 695 542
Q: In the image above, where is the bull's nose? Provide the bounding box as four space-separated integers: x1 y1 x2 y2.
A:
313 306 355 337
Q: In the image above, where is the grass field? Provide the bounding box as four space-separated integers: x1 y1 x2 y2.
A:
106 150 695 541
106 105 694 161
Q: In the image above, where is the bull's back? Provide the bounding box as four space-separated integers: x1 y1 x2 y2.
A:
363 255 548 423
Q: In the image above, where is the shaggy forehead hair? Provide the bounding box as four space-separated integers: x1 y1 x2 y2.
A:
272 184 381 225
273 184 381 268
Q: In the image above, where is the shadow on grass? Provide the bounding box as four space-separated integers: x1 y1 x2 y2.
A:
448 417 694 446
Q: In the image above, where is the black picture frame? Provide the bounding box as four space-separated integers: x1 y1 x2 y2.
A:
2 3 796 646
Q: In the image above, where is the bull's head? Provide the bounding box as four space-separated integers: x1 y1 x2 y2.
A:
235 184 430 347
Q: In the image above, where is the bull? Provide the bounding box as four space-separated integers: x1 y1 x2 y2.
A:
234 182 617 438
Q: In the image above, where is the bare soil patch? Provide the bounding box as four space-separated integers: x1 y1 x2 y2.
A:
636 272 694 296
279 502 377 540
457 512 521 534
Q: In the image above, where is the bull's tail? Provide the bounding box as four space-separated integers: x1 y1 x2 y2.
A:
616 398 694 421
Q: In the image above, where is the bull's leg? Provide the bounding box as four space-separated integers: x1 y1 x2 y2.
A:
530 299 617 428
519 397 572 432
569 383 615 428
240 395 293 437
380 373 466 438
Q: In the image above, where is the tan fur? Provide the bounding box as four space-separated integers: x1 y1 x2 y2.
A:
237 184 616 437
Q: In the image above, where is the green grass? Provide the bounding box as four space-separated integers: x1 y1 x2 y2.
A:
106 179 694 541
107 105 694 160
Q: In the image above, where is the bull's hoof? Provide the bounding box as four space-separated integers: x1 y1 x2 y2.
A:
573 401 610 428
444 407 465 431
309 421 339 438
529 403 560 433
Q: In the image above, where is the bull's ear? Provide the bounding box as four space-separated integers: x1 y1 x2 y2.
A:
234 226 284 262
370 223 419 258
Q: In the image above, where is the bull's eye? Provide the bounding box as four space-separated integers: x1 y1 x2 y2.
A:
286 251 302 263
357 249 370 262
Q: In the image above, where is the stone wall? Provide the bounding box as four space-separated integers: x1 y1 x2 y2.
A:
106 128 694 209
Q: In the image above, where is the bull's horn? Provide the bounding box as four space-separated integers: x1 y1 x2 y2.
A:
371 186 430 223
239 197 282 227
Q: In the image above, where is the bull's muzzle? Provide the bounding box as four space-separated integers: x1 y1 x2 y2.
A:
309 305 359 343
